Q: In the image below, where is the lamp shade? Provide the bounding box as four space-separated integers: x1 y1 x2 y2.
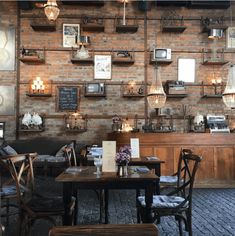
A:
147 66 166 109
223 65 235 108
208 28 223 39
44 0 60 21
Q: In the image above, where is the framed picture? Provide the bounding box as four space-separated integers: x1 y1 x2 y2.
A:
56 86 80 112
178 58 195 83
227 27 235 49
0 26 15 71
63 23 80 48
94 55 112 80
0 122 5 139
0 86 15 115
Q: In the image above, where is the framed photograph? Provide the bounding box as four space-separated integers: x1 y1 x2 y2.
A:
227 27 235 49
0 86 15 115
63 23 80 48
178 58 195 83
94 55 112 80
0 26 15 71
56 86 80 112
0 122 5 139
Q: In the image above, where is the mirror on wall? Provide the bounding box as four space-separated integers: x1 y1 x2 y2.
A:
178 58 196 83
0 122 5 139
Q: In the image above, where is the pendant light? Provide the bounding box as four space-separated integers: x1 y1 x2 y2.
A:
44 0 60 21
147 65 166 109
223 65 235 108
222 1 235 108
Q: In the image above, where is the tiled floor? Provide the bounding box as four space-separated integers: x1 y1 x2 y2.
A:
2 177 235 236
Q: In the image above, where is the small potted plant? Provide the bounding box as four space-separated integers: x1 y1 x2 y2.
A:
115 145 131 177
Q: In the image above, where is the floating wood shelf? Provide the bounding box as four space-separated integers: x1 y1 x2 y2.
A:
18 128 45 132
84 94 106 98
150 59 173 64
19 56 45 64
162 26 187 33
122 94 145 98
167 94 188 98
65 128 87 133
30 21 56 32
112 58 135 64
71 57 94 64
26 93 52 97
62 1 104 6
116 25 138 33
201 94 223 98
202 60 229 65
82 24 104 32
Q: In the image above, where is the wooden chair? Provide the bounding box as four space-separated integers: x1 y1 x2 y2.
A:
160 148 193 191
49 224 159 236
137 152 202 236
5 153 75 236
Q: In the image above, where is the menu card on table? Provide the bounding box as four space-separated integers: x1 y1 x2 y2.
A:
130 138 140 158
102 141 116 172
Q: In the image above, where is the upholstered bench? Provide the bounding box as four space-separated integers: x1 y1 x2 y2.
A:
0 137 79 176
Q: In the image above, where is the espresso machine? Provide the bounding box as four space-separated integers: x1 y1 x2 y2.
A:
206 115 230 133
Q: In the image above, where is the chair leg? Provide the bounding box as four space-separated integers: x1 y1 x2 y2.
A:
186 210 193 236
178 219 183 236
6 199 9 226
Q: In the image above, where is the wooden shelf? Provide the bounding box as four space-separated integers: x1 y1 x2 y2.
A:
30 21 56 32
162 26 187 33
150 59 173 64
62 1 104 6
71 57 94 64
26 93 52 97
82 24 104 32
19 56 45 64
112 58 135 64
202 60 229 65
18 128 45 132
167 94 188 98
84 94 106 98
116 25 138 33
65 128 87 133
122 94 145 98
201 94 223 98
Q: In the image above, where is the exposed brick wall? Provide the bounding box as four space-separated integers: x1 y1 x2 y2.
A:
1 1 235 144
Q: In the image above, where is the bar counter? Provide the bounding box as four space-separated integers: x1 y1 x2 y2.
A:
107 132 235 187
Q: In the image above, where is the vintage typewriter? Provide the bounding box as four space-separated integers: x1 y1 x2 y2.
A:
206 115 230 133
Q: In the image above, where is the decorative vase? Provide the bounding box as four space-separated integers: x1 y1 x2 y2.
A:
117 164 128 177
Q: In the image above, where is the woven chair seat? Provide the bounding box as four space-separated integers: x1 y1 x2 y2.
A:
0 186 17 197
138 195 188 209
160 176 178 184
28 195 64 213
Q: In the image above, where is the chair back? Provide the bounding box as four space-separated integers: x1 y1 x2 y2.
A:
6 153 37 204
64 147 77 166
176 151 202 207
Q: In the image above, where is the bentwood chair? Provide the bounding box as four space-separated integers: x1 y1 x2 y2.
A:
160 149 193 192
6 153 75 236
137 151 202 236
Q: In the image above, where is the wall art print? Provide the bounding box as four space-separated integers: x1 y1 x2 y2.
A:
0 25 15 70
0 85 15 115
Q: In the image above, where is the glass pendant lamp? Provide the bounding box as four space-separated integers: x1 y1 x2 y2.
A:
223 65 235 108
44 0 60 21
147 65 166 109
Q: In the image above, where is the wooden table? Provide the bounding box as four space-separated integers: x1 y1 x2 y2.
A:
56 167 158 225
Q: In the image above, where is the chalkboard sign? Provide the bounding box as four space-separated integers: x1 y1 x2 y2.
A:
57 86 79 111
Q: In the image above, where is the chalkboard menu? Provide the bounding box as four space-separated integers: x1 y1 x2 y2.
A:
57 86 79 111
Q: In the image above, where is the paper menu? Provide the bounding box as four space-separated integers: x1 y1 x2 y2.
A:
130 138 140 158
102 141 116 172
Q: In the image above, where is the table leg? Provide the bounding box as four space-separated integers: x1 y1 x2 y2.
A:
143 182 154 223
104 189 109 224
62 182 73 225
155 164 161 195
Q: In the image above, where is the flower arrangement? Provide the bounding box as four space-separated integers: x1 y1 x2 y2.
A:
115 145 131 165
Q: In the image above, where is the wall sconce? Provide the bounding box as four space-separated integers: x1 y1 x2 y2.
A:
208 28 223 39
65 113 88 132
211 78 222 95
44 0 60 21
31 77 45 94
75 35 90 59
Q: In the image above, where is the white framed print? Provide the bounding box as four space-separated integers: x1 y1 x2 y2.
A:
178 58 195 83
94 55 112 80
227 27 235 49
63 23 80 48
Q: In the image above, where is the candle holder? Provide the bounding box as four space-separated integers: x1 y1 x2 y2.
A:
27 78 52 97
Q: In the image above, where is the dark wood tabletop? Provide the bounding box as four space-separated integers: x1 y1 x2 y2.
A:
56 166 158 225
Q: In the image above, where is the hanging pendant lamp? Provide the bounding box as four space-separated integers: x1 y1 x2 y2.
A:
147 65 166 109
44 0 60 21
223 65 235 108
